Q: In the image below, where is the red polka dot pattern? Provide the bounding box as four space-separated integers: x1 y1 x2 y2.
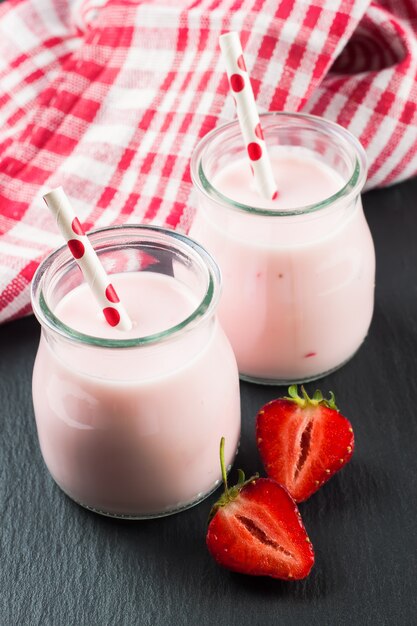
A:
105 284 120 303
71 217 84 236
103 307 121 327
42 187 132 331
272 191 278 200
220 31 278 200
230 73 245 92
254 123 264 140
247 142 263 161
68 239 85 259
237 55 246 71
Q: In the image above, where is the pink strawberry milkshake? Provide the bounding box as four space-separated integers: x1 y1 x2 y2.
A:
190 113 375 384
31 227 240 518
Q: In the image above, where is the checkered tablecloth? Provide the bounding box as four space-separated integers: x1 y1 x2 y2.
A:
0 0 416 323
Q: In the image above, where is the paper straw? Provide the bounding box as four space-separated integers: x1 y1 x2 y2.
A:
43 187 133 331
219 31 278 201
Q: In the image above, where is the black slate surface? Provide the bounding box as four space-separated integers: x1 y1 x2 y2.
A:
1 178 417 626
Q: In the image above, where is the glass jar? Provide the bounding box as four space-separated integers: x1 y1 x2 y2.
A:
31 225 240 518
190 112 375 384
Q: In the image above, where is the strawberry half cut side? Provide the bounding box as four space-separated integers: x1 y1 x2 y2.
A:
206 438 315 580
256 385 355 502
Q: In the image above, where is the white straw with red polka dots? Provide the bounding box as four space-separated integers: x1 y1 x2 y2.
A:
219 32 278 201
43 187 133 331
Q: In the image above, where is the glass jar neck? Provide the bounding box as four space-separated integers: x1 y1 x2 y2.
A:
31 225 221 349
191 112 367 219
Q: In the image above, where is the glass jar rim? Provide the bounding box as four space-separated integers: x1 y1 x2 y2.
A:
190 111 368 217
31 224 221 349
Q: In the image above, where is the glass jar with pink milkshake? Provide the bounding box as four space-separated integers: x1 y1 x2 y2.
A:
190 112 375 384
31 225 240 518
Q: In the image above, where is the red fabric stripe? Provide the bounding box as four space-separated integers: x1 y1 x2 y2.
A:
0 260 39 313
0 0 416 323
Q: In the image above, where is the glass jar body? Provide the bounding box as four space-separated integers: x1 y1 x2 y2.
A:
31 226 241 517
190 113 375 384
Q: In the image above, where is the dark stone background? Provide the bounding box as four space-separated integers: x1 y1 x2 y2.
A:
0 0 416 620
2 177 417 625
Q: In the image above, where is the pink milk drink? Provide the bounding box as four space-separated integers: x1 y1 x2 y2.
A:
190 113 375 384
31 226 240 518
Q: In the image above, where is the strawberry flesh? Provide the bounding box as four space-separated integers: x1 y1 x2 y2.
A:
256 387 354 502
207 478 314 580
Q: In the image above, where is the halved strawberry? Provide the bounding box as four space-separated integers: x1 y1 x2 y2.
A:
256 385 354 502
206 438 314 580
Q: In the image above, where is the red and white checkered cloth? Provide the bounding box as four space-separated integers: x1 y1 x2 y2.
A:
0 0 416 323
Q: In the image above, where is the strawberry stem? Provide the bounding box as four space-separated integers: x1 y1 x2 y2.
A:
301 386 310 403
219 437 228 491
208 438 259 522
285 385 339 411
